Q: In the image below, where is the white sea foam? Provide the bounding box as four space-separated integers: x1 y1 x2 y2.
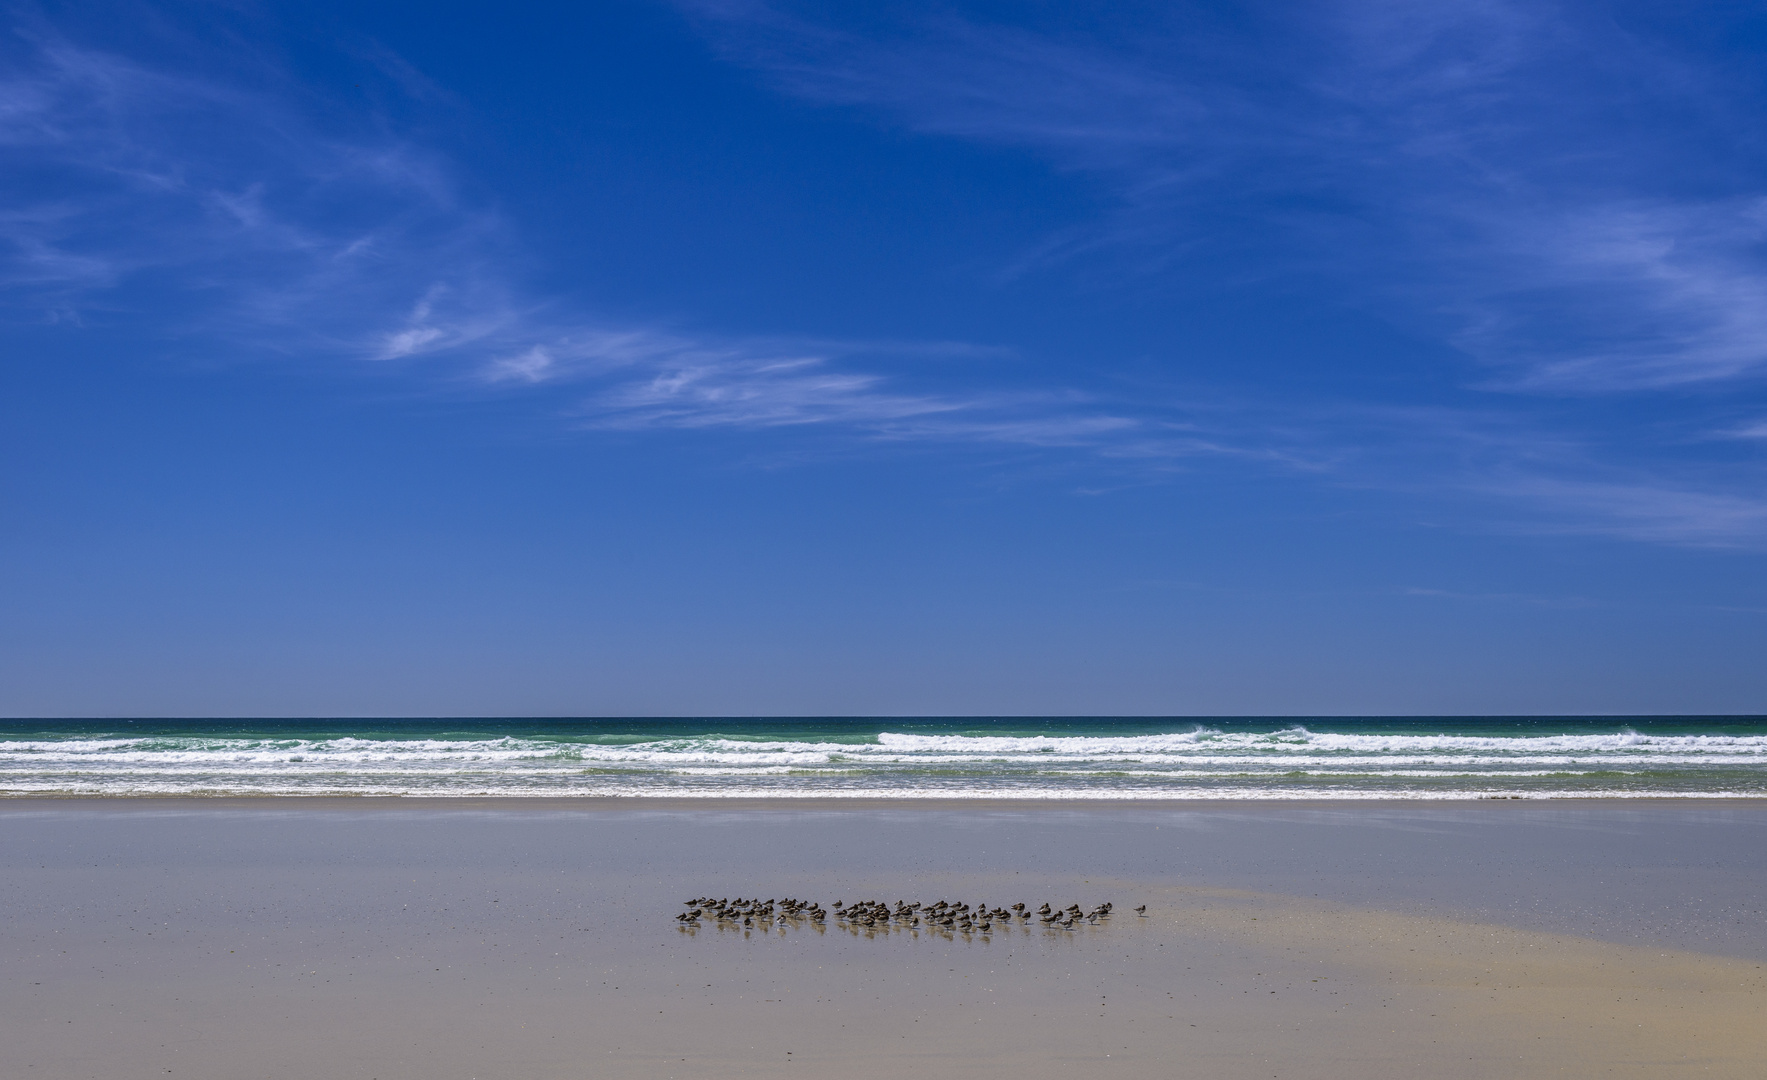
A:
0 777 1758 800
2 724 1764 797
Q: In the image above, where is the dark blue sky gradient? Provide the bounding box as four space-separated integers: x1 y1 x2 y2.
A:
3 0 1766 715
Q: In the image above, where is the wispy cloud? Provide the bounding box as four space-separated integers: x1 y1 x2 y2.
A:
0 17 1162 458
9 7 1767 550
1474 475 1767 547
681 0 1767 393
584 352 960 431
0 22 485 349
1725 420 1767 441
1451 199 1767 391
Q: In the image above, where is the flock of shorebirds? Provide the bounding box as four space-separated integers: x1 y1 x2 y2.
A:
676 896 1146 935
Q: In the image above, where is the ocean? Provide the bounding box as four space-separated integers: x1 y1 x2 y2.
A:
3 716 1765 798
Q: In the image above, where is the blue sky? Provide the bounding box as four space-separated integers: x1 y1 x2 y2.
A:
4 0 1766 716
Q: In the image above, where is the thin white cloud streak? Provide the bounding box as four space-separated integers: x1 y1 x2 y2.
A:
681 0 1767 393
485 329 1158 449
589 356 960 431
1404 587 1599 610
1476 476 1767 548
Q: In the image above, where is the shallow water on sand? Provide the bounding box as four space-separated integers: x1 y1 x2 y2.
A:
5 802 1766 1080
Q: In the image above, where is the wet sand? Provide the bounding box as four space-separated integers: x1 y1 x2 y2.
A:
3 799 1764 1078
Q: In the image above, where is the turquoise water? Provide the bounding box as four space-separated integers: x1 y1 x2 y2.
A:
3 716 1766 798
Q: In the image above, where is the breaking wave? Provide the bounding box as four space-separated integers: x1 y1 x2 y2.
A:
2 718 1764 798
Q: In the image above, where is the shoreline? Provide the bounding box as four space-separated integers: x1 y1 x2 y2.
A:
7 792 1767 809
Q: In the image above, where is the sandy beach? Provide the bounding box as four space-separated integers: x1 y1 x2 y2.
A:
4 799 1764 1079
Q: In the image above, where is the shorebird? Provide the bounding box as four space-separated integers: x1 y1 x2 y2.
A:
678 893 1129 935
1134 905 1146 916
